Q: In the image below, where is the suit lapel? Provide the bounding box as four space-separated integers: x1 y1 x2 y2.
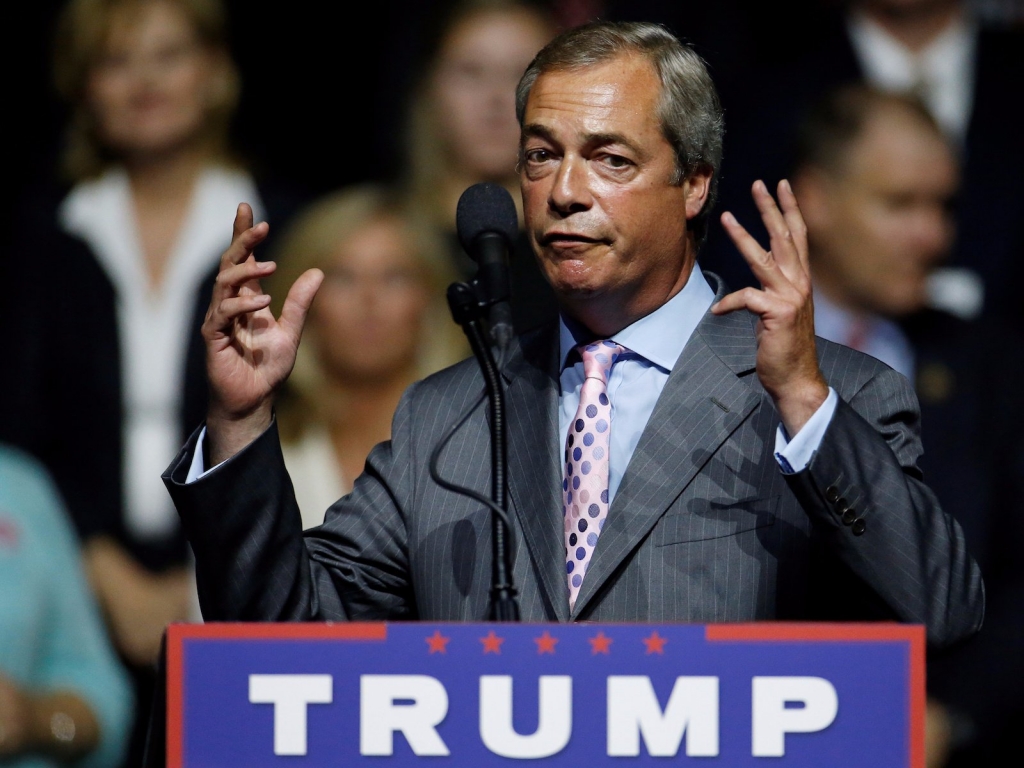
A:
503 326 570 621
571 301 761 619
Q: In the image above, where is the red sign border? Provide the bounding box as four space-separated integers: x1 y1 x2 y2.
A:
166 622 923 768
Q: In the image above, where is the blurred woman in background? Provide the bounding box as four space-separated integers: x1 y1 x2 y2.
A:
0 445 132 767
266 185 468 528
46 0 240 651
404 0 559 333
0 0 302 761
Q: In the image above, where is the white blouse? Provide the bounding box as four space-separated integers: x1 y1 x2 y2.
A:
280 427 351 530
59 166 264 541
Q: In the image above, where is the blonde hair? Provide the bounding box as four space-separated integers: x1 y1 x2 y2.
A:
266 185 470 441
53 0 240 181
403 0 555 227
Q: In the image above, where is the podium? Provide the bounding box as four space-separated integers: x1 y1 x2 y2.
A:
161 622 923 766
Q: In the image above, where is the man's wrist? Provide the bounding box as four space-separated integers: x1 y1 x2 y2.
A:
206 404 273 466
773 377 830 438
774 387 838 473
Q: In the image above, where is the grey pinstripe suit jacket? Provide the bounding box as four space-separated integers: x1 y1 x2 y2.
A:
165 276 984 648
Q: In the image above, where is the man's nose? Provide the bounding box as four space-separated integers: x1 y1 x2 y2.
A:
549 156 592 215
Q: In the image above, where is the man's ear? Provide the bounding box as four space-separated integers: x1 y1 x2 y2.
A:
683 166 713 221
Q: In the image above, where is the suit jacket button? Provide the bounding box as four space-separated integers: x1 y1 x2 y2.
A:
836 497 850 513
842 509 857 526
852 518 867 536
825 486 840 503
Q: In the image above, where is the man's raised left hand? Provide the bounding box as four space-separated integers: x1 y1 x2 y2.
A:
712 179 829 436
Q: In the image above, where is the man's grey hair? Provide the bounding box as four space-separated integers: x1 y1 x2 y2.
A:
515 20 724 247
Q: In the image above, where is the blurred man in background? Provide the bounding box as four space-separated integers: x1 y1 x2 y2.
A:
705 0 1024 328
791 84 1024 768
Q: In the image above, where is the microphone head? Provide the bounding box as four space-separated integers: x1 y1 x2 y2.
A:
456 182 519 257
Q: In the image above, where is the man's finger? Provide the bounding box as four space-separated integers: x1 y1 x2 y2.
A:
278 268 325 341
212 259 276 302
204 292 272 335
711 286 773 316
751 180 801 274
232 223 269 266
751 180 789 243
777 179 810 271
209 294 273 330
232 203 254 240
720 211 787 288
221 216 270 269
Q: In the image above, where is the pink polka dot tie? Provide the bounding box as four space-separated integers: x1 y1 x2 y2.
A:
564 340 625 610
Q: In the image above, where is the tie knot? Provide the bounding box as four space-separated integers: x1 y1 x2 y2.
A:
578 340 625 385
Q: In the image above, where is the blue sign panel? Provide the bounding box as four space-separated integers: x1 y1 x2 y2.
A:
167 622 923 767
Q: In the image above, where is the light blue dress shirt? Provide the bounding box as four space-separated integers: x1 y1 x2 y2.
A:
558 266 838 507
813 288 916 382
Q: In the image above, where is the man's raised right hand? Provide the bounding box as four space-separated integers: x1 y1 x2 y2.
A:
202 203 323 465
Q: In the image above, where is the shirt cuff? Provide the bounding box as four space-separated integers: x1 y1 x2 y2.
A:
185 426 217 483
773 388 838 474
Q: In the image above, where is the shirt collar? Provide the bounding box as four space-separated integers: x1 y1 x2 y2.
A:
558 265 715 372
847 7 973 70
813 286 908 348
812 287 860 344
846 9 976 141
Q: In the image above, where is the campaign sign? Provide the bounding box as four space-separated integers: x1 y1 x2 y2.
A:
166 622 923 767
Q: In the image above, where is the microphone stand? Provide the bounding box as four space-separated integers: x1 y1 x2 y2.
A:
446 281 520 622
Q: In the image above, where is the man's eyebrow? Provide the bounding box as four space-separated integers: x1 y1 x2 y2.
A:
520 125 643 156
521 123 557 145
582 132 643 155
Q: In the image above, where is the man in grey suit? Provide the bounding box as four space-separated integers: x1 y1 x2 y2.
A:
165 22 982 648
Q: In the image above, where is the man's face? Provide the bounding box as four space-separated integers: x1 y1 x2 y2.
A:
519 54 709 334
800 106 957 317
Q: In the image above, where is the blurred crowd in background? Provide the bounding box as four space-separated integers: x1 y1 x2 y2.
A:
0 0 1022 766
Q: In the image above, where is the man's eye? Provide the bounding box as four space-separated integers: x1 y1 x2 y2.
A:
525 149 552 163
600 154 631 169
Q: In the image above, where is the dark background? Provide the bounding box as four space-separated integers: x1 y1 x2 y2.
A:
4 0 847 254
7 0 1022 266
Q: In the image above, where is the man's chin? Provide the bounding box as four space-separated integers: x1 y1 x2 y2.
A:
545 268 605 302
871 291 927 319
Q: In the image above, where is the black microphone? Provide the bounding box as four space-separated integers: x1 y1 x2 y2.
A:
456 182 519 350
